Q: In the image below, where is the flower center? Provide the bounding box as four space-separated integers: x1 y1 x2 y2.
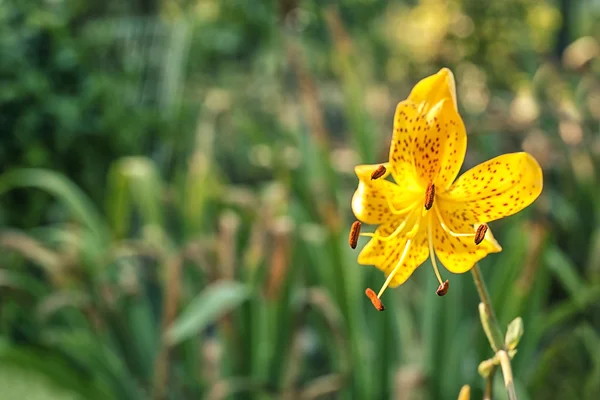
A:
358 209 423 309
355 182 491 309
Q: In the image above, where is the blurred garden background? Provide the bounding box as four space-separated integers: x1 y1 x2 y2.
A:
1 0 600 399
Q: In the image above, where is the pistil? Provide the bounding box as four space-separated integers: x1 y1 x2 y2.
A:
376 238 413 298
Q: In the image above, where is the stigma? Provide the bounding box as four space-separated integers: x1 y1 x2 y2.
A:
365 288 385 311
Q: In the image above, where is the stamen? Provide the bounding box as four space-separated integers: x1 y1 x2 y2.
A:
474 224 488 245
385 196 418 215
436 280 450 296
424 182 435 210
359 209 416 242
434 207 476 238
427 213 446 289
370 165 387 180
377 238 413 298
365 288 385 311
349 221 361 249
405 213 421 238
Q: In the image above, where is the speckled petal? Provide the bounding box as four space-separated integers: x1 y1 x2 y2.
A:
358 223 429 288
408 67 458 111
438 152 543 224
390 99 466 190
433 212 502 274
351 163 418 224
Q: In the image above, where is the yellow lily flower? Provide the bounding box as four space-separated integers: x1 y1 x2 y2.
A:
351 68 543 303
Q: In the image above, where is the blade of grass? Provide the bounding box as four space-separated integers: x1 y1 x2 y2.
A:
165 281 252 346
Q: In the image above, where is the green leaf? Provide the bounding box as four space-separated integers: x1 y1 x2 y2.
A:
0 364 81 400
544 245 585 302
0 168 109 245
106 157 165 239
505 317 524 351
0 346 109 400
165 281 251 346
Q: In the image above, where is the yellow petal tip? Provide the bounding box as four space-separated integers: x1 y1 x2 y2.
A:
409 67 458 111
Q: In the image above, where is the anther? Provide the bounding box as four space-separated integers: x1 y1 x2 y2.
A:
365 288 385 311
436 280 450 296
349 221 361 249
474 224 488 245
370 165 387 180
424 182 435 210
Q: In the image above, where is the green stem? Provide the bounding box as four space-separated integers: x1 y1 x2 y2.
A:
483 365 496 400
498 350 517 400
471 264 518 400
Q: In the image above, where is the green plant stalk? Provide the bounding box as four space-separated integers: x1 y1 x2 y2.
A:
484 365 496 400
471 264 518 400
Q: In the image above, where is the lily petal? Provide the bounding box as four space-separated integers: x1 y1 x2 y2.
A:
358 224 429 287
351 163 418 224
390 99 467 189
438 152 543 224
408 67 458 111
433 214 502 274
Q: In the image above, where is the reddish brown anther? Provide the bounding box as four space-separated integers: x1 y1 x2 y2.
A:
365 288 385 311
349 221 361 249
424 182 435 210
436 280 450 296
474 224 488 245
370 165 387 180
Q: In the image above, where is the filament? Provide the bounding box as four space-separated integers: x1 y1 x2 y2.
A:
405 213 422 238
377 238 413 298
360 209 416 242
386 195 418 215
427 212 445 287
434 206 475 238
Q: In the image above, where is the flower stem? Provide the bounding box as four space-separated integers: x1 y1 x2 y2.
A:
498 350 517 400
471 264 518 400
482 364 496 400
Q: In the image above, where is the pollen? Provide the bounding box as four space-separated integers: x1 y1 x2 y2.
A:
349 221 361 249
371 165 387 180
424 182 435 210
474 224 488 245
436 279 450 296
365 288 385 311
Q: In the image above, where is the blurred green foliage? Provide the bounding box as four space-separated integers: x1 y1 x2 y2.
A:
0 0 192 228
1 0 600 399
